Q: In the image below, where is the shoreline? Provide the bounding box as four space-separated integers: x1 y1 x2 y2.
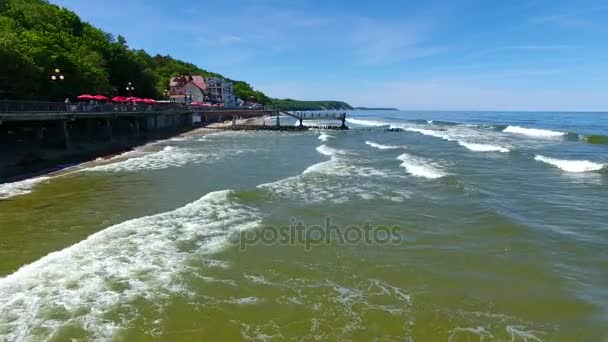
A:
0 127 220 186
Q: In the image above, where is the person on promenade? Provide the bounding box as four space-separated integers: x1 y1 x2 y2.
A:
64 98 70 112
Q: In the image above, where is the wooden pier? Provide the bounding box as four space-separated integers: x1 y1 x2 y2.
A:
281 111 348 129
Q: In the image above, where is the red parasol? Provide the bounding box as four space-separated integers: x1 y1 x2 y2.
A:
93 94 108 101
144 98 157 104
77 94 95 100
111 96 128 102
126 97 145 103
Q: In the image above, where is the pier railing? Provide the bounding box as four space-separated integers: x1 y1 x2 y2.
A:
0 100 188 114
0 100 274 115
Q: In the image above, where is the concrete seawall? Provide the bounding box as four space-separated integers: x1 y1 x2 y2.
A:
0 109 275 181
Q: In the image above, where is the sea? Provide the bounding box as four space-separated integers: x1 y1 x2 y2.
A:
0 110 607 341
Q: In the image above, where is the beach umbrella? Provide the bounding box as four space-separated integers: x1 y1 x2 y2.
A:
93 95 108 101
76 94 95 100
111 96 128 102
126 97 145 102
144 98 157 103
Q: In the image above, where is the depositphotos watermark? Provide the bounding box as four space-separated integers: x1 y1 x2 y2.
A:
229 217 401 251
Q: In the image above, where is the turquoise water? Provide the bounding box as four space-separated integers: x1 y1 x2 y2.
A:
0 111 607 341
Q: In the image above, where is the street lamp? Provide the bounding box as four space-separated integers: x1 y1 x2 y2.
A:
50 68 65 81
125 82 135 96
163 89 170 98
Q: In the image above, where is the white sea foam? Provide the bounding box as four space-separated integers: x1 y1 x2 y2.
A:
227 297 261 305
405 127 453 141
458 141 510 153
448 326 493 342
260 145 407 204
316 144 345 157
86 146 249 172
397 153 447 179
0 190 260 341
345 118 389 127
506 325 543 341
365 141 404 150
406 126 515 154
0 176 51 200
503 125 565 137
534 155 605 173
318 132 335 142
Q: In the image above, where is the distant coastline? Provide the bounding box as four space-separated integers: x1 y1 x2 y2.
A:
354 107 399 111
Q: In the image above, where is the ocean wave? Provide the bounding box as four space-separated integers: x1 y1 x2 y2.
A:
365 141 404 150
345 118 389 127
584 134 608 145
0 190 260 341
316 144 345 157
259 144 408 203
405 127 453 141
0 176 51 200
86 146 250 172
503 125 565 137
458 142 510 153
85 146 194 172
318 132 335 142
405 126 515 154
534 155 605 173
397 153 447 179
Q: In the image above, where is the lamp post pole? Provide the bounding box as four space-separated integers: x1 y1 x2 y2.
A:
50 68 65 101
126 82 135 97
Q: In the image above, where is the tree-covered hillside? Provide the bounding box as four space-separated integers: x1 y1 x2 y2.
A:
0 0 352 110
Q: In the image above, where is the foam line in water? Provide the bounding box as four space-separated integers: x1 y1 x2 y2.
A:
503 125 565 137
458 142 510 153
0 176 51 200
365 141 404 150
86 146 251 172
397 153 447 179
318 132 335 142
316 144 345 157
0 190 260 340
405 127 453 141
534 155 605 173
345 118 389 127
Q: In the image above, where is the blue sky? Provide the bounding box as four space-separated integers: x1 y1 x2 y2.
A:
52 0 608 110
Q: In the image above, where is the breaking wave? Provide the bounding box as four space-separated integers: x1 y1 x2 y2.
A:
365 141 404 150
0 190 260 340
318 132 335 142
316 144 345 157
503 125 566 137
85 146 250 172
534 155 606 173
405 127 452 141
405 127 511 153
258 143 408 204
397 153 447 179
0 176 51 200
345 118 390 127
458 142 510 153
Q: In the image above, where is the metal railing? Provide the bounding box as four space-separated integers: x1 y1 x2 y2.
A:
0 100 273 114
286 111 347 120
0 100 186 114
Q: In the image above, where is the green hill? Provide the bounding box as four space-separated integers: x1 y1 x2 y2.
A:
0 0 351 110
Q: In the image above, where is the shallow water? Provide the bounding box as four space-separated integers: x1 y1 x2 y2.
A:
1 111 607 341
